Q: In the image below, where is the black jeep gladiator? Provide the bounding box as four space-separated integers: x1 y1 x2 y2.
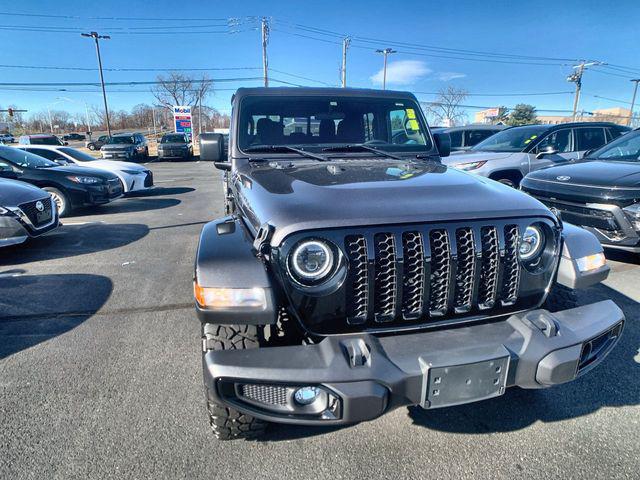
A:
195 87 624 440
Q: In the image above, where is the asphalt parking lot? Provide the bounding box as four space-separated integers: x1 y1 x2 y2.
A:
1 161 639 479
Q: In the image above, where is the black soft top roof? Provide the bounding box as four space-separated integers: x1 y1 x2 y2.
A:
232 87 418 103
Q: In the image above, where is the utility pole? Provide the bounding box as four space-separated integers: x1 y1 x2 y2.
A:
375 48 397 90
628 79 640 127
341 37 351 88
81 31 112 136
567 60 601 121
261 17 269 87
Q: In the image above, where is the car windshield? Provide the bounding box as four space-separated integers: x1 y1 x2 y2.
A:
237 95 433 154
161 134 187 143
60 147 98 162
588 130 640 162
0 146 58 168
30 136 63 146
108 136 134 144
471 125 548 152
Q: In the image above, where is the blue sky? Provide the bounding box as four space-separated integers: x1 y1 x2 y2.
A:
1 0 640 121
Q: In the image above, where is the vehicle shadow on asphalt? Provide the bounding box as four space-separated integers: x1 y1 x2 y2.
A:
407 283 640 433
75 198 180 216
0 273 113 359
0 223 149 265
604 249 640 265
126 187 195 198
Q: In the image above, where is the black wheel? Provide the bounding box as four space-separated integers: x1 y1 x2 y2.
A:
496 177 518 188
543 284 578 312
88 143 96 151
202 324 267 440
42 187 71 217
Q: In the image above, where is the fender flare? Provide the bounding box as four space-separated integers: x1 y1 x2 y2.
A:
194 216 276 325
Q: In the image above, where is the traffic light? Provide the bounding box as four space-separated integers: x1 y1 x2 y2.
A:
7 108 13 117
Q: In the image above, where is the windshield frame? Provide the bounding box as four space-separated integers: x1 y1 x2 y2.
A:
235 94 436 159
471 125 549 153
107 136 135 145
161 134 188 144
0 146 59 168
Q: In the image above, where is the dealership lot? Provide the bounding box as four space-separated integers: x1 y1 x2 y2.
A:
1 161 639 479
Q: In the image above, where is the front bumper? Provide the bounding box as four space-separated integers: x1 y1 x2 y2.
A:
125 171 154 192
102 150 133 160
158 149 190 159
0 208 59 247
203 300 624 425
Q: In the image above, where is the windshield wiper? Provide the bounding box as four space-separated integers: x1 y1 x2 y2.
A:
244 145 328 162
322 144 402 160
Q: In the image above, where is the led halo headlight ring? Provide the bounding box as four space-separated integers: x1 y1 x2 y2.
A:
289 239 335 283
518 225 545 262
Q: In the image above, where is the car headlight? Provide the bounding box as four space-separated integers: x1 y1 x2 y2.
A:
66 175 102 184
453 160 487 171
622 203 640 231
518 225 544 261
288 239 335 283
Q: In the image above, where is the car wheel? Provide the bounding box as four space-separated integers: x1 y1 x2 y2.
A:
43 187 70 217
496 177 520 188
88 144 96 150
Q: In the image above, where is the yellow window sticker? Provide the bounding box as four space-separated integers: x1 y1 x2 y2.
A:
406 109 417 119
408 119 420 130
524 139 531 144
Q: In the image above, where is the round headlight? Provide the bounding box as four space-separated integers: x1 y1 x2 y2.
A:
290 240 334 282
519 225 544 261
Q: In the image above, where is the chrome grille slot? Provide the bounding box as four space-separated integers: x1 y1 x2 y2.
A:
345 235 369 324
478 226 500 309
428 229 451 316
454 228 476 313
502 225 520 304
373 233 397 322
401 231 425 319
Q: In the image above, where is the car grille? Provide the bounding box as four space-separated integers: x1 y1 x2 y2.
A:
18 197 53 228
343 224 525 327
536 198 619 232
143 171 153 187
107 178 123 195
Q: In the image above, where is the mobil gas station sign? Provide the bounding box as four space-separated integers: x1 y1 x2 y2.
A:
173 105 192 139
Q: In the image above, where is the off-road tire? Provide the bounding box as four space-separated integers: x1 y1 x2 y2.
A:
543 284 578 312
202 324 267 440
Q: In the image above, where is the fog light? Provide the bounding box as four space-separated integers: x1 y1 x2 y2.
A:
294 386 320 405
576 253 606 272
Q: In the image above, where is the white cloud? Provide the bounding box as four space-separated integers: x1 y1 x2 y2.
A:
436 72 467 81
370 60 431 86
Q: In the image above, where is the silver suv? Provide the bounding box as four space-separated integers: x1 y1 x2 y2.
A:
442 122 629 187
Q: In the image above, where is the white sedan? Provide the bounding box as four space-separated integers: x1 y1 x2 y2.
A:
16 145 154 193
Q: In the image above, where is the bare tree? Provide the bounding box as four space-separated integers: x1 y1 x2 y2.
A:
423 86 469 126
151 72 213 108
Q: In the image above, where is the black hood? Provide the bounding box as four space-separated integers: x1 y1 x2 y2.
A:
0 178 49 205
522 160 640 205
45 164 119 180
235 158 553 245
101 144 134 152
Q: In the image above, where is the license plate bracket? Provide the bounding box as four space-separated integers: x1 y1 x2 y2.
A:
35 210 51 224
421 355 510 409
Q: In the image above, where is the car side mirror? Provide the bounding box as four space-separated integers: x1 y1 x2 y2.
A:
0 169 19 179
433 132 451 158
536 146 558 159
583 148 594 158
199 133 226 162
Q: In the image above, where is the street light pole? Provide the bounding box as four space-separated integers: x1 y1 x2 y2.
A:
628 79 640 127
375 48 397 90
341 37 351 88
82 31 112 136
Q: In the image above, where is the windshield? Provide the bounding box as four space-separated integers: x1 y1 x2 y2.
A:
161 134 187 143
60 147 98 162
238 95 433 154
0 146 58 168
472 125 548 152
107 136 135 145
30 136 63 146
588 130 640 162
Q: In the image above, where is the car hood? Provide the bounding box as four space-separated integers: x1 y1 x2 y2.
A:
159 142 188 147
527 160 640 187
236 158 552 245
101 144 134 152
0 178 49 205
45 164 119 179
81 160 146 172
441 151 517 166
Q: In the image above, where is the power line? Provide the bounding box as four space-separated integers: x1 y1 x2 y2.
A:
0 64 261 72
0 11 230 21
414 90 573 97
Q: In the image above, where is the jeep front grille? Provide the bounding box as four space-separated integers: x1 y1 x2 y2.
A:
344 224 524 327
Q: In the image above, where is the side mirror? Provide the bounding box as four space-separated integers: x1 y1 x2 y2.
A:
200 133 226 162
583 148 594 158
536 146 558 159
433 132 451 158
0 169 19 179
